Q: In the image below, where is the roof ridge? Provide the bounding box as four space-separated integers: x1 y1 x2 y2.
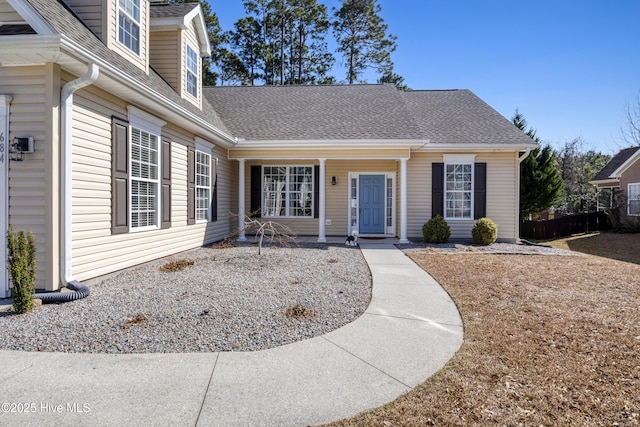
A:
204 83 393 89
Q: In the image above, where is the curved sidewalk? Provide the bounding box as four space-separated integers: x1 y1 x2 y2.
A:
0 243 462 426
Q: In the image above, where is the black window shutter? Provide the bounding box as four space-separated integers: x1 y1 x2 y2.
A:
313 165 320 218
111 116 129 234
187 147 196 225
250 165 262 217
161 137 171 229
211 158 218 221
432 162 444 218
474 162 487 219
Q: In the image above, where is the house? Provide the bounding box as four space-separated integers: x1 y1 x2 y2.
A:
0 0 536 297
590 146 640 227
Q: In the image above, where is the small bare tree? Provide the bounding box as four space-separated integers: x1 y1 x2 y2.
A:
239 213 297 255
622 91 640 147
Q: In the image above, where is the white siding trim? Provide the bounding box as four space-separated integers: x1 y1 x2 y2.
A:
127 105 166 134
0 95 11 297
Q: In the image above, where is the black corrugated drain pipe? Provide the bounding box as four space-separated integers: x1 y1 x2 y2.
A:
33 281 90 304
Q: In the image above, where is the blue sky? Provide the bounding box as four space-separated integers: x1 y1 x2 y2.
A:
208 0 640 154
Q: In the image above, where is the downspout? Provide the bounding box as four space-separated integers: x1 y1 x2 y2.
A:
34 64 99 303
514 148 533 244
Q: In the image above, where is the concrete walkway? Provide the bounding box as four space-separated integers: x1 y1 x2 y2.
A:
0 243 463 426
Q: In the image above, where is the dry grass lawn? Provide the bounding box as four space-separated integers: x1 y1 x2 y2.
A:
544 232 640 265
328 252 640 426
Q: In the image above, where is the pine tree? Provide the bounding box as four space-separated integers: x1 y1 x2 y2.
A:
287 0 334 84
513 111 564 218
377 66 408 90
229 0 334 85
332 0 397 84
228 17 263 85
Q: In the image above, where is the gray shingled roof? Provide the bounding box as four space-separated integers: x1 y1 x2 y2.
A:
204 84 537 145
205 84 423 141
401 89 536 144
592 146 640 181
23 0 231 136
150 2 199 19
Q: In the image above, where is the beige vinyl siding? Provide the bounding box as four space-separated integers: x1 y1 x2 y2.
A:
620 161 640 188
180 22 202 109
406 151 518 242
480 152 518 242
60 0 104 40
69 84 233 282
149 30 179 91
1 66 49 289
620 160 640 222
106 0 149 72
206 145 235 240
0 0 24 22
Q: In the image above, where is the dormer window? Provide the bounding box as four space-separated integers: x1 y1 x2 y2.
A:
186 44 199 98
119 0 141 55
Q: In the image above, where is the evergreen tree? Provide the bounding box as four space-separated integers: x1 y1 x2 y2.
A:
228 17 263 84
332 0 397 84
377 66 408 90
287 0 334 84
513 111 564 218
229 0 334 85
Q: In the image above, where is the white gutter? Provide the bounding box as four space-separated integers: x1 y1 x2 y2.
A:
58 37 236 147
418 143 537 152
518 148 532 163
232 139 430 149
60 63 99 286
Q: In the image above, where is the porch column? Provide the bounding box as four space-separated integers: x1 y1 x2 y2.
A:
399 158 409 243
237 159 247 241
317 158 327 242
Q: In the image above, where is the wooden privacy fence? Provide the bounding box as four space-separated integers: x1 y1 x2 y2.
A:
520 211 609 240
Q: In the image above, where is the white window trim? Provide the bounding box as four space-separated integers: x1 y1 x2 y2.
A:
628 182 640 216
347 172 396 236
128 106 166 135
195 139 214 223
128 108 165 232
262 165 314 219
117 0 142 57
443 154 476 221
185 43 199 99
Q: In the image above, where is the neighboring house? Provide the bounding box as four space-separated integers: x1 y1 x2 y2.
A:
0 0 536 296
590 146 640 227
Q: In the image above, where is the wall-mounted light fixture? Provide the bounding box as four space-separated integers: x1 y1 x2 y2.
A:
10 136 34 161
331 176 337 185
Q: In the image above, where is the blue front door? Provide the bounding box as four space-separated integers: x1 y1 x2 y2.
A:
359 175 385 234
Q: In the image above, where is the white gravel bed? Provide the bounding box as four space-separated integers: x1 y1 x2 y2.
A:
0 244 371 354
398 241 580 256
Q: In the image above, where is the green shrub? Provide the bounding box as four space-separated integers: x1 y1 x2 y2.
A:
6 226 36 314
472 218 498 245
422 215 451 244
